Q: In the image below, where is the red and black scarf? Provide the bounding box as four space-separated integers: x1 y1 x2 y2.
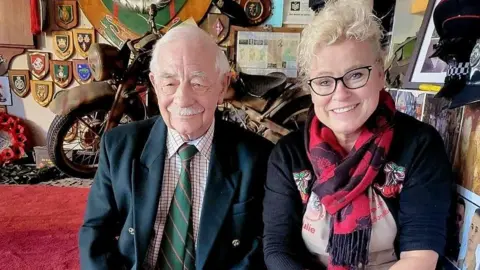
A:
304 90 396 269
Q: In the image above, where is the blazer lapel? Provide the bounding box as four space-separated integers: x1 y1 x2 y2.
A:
196 120 242 269
132 117 168 268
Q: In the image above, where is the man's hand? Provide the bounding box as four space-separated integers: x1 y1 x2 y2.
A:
389 250 438 270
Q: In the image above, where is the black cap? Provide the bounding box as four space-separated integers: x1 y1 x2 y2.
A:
449 38 480 109
433 39 475 99
433 0 480 40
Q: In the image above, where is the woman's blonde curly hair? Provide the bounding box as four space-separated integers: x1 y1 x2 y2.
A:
297 0 385 80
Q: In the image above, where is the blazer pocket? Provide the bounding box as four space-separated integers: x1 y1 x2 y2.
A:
231 197 255 215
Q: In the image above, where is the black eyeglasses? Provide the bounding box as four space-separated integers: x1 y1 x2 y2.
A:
307 66 373 96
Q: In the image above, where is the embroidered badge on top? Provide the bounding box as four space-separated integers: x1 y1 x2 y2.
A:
52 31 74 60
374 162 406 198
8 70 30 98
293 170 312 204
304 193 325 221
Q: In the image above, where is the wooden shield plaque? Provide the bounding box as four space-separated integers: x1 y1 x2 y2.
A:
28 52 50 80
73 28 96 58
52 31 74 60
238 0 272 25
50 60 73 88
200 13 231 44
31 80 54 107
73 59 93 84
54 0 79 30
8 70 30 98
78 0 212 47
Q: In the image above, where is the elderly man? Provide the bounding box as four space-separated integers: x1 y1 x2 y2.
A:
79 25 273 270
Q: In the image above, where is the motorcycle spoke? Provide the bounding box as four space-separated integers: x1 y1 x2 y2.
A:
291 118 300 129
57 107 135 175
84 152 100 165
76 117 101 138
61 140 100 167
62 142 82 151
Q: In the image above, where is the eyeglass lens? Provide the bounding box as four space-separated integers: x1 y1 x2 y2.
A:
309 67 371 95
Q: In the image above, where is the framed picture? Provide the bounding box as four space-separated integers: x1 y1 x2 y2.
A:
0 76 12 106
403 0 448 89
227 26 303 78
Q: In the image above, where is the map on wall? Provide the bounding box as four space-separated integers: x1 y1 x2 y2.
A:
235 31 300 78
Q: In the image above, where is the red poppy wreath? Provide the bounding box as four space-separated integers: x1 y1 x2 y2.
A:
0 112 29 164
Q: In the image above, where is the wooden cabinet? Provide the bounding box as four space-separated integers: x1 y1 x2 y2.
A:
0 0 35 75
0 0 35 47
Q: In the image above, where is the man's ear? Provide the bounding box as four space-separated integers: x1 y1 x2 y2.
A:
149 72 156 86
218 73 231 104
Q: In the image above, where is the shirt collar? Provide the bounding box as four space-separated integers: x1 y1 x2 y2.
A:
166 119 215 160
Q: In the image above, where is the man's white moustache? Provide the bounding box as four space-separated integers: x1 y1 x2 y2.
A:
167 106 204 116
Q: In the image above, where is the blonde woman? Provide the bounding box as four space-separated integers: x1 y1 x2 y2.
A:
262 0 453 269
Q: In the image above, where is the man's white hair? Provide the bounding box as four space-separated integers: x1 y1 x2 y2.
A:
297 0 384 79
149 25 230 79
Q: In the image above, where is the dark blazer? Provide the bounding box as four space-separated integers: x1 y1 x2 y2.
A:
79 115 273 270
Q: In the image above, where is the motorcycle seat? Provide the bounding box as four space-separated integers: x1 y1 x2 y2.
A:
234 72 287 98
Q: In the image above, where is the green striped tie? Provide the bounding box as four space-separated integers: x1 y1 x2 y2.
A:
157 144 198 270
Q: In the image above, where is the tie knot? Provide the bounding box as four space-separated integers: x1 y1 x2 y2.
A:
178 144 198 161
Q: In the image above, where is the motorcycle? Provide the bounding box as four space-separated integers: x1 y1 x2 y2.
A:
221 72 311 143
46 5 311 179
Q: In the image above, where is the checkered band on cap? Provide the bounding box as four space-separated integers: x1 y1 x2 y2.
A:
447 61 470 77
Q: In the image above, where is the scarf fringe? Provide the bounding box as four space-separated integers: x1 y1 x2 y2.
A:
327 227 372 268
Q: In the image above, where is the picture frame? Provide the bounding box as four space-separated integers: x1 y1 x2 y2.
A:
403 0 447 89
226 26 303 78
0 76 12 106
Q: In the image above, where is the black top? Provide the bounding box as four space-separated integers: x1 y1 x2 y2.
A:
262 112 454 270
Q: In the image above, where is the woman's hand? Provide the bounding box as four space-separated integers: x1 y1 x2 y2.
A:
389 250 438 270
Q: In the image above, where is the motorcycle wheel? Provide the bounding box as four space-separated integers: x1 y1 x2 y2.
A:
46 97 144 179
271 95 312 131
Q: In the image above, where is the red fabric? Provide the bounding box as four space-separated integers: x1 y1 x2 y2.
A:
306 90 395 269
0 186 90 270
30 0 41 35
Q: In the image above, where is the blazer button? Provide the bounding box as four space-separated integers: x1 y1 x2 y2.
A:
128 227 135 235
232 239 240 247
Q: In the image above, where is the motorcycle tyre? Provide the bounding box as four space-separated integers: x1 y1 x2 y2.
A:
46 97 144 179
